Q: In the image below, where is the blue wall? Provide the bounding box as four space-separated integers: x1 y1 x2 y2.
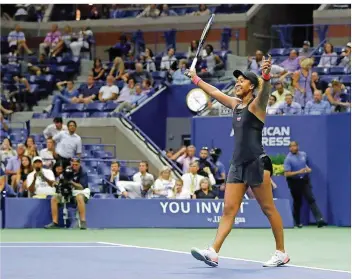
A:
192 113 351 226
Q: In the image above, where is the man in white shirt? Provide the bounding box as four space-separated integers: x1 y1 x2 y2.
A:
160 47 177 71
271 81 291 104
98 75 119 103
8 24 33 55
181 161 216 197
53 120 82 168
43 117 68 139
27 156 56 197
266 95 279 115
39 138 56 169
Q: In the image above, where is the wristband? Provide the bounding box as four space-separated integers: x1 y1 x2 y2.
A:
261 72 271 81
192 76 202 85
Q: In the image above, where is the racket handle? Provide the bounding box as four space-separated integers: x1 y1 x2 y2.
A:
190 58 197 71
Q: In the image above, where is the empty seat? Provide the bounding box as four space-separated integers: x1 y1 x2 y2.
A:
93 193 115 199
268 48 289 56
312 67 329 75
340 75 351 86
97 164 111 176
32 113 49 119
86 102 105 112
63 103 85 112
69 112 89 118
329 67 346 75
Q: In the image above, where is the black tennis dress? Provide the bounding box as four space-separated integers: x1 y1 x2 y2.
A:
227 98 273 187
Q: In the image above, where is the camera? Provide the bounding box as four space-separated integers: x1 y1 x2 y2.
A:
56 167 74 200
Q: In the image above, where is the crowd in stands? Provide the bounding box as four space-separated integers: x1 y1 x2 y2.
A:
1 4 47 22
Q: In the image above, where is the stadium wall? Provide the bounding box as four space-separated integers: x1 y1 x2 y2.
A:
192 113 351 227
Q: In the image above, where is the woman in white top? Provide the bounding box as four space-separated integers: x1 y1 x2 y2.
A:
0 138 17 171
140 48 156 72
168 179 190 199
318 42 337 68
152 166 175 198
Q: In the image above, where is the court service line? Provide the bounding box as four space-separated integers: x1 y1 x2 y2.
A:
97 241 351 274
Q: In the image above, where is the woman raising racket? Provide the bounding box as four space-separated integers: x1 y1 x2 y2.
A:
185 55 290 267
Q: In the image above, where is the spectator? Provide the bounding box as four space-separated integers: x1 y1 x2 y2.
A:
52 162 64 181
271 81 291 104
292 57 314 108
311 72 328 93
160 48 177 71
43 117 68 139
270 64 288 85
133 161 154 198
28 54 50 76
13 5 28 21
76 75 99 104
167 179 190 199
190 4 210 16
338 42 351 69
8 24 33 55
92 58 106 81
39 138 56 169
45 157 90 230
172 59 192 85
197 147 215 176
0 168 16 197
299 40 311 57
90 6 100 19
53 120 82 168
304 90 331 115
187 40 199 60
0 113 9 138
137 4 160 18
69 26 93 57
12 76 34 111
193 177 218 199
160 4 178 17
24 136 39 159
39 24 61 56
280 49 300 73
108 34 131 61
266 95 279 115
140 48 156 72
324 80 350 112
26 156 56 198
50 25 72 58
181 161 215 197
152 166 175 198
209 148 226 192
199 44 224 77
248 50 263 73
108 161 129 192
115 83 145 113
98 75 119 103
130 63 153 84
141 79 153 94
0 138 16 171
50 80 79 117
109 57 125 81
317 42 337 68
278 94 302 115
12 155 32 194
176 145 199 173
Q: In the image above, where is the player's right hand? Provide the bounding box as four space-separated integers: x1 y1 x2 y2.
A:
184 69 196 79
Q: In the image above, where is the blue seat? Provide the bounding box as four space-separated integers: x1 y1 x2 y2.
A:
120 166 138 178
269 48 288 56
334 46 344 55
104 102 118 112
321 75 340 84
30 134 45 143
81 151 92 159
93 193 115 199
90 112 109 118
340 75 351 86
90 144 104 151
85 160 99 169
329 67 346 75
32 113 49 119
10 134 25 143
69 112 89 118
88 176 102 193
151 71 167 80
175 52 187 59
93 150 113 159
97 164 111 176
86 102 105 112
312 67 329 75
63 103 85 112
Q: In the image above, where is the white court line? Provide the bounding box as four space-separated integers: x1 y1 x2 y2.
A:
97 241 351 274
0 245 124 248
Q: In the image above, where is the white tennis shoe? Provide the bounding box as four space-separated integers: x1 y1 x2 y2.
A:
263 250 290 267
191 247 219 267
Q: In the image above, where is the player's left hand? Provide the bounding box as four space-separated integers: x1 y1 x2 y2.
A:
261 54 272 74
184 69 197 79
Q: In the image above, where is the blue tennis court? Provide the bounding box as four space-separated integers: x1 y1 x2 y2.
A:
1 242 350 279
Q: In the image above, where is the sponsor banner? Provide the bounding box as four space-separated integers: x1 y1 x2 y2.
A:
4 198 294 228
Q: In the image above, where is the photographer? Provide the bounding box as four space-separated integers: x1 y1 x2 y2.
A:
45 158 90 230
26 157 56 197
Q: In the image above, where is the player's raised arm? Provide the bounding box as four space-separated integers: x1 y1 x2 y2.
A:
253 55 272 112
184 69 240 110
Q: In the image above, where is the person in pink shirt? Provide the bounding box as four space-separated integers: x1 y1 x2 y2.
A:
39 24 61 56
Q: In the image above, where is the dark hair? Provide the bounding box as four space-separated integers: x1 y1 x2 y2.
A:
53 117 63 123
25 136 35 148
190 40 199 52
67 120 77 127
20 155 33 173
199 4 207 11
111 161 120 167
143 79 151 87
67 80 74 84
145 48 154 58
324 42 334 54
52 162 64 177
94 58 103 68
270 94 277 102
127 78 136 85
140 161 149 172
205 44 214 53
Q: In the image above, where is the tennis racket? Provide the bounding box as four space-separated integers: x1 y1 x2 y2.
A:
190 14 216 71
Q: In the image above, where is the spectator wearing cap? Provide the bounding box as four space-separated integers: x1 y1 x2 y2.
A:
271 81 291 104
45 157 89 229
176 145 199 173
324 80 350 112
53 120 82 168
26 156 56 198
338 42 351 70
318 42 337 68
43 117 68 139
161 48 177 71
304 90 331 115
266 95 279 115
280 49 300 73
98 75 119 103
278 94 302 115
5 144 25 186
0 168 17 197
39 24 61 56
299 41 311 57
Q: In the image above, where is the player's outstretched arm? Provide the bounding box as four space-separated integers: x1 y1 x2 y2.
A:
185 69 240 109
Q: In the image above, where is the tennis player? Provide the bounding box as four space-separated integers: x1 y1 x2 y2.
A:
185 56 290 267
